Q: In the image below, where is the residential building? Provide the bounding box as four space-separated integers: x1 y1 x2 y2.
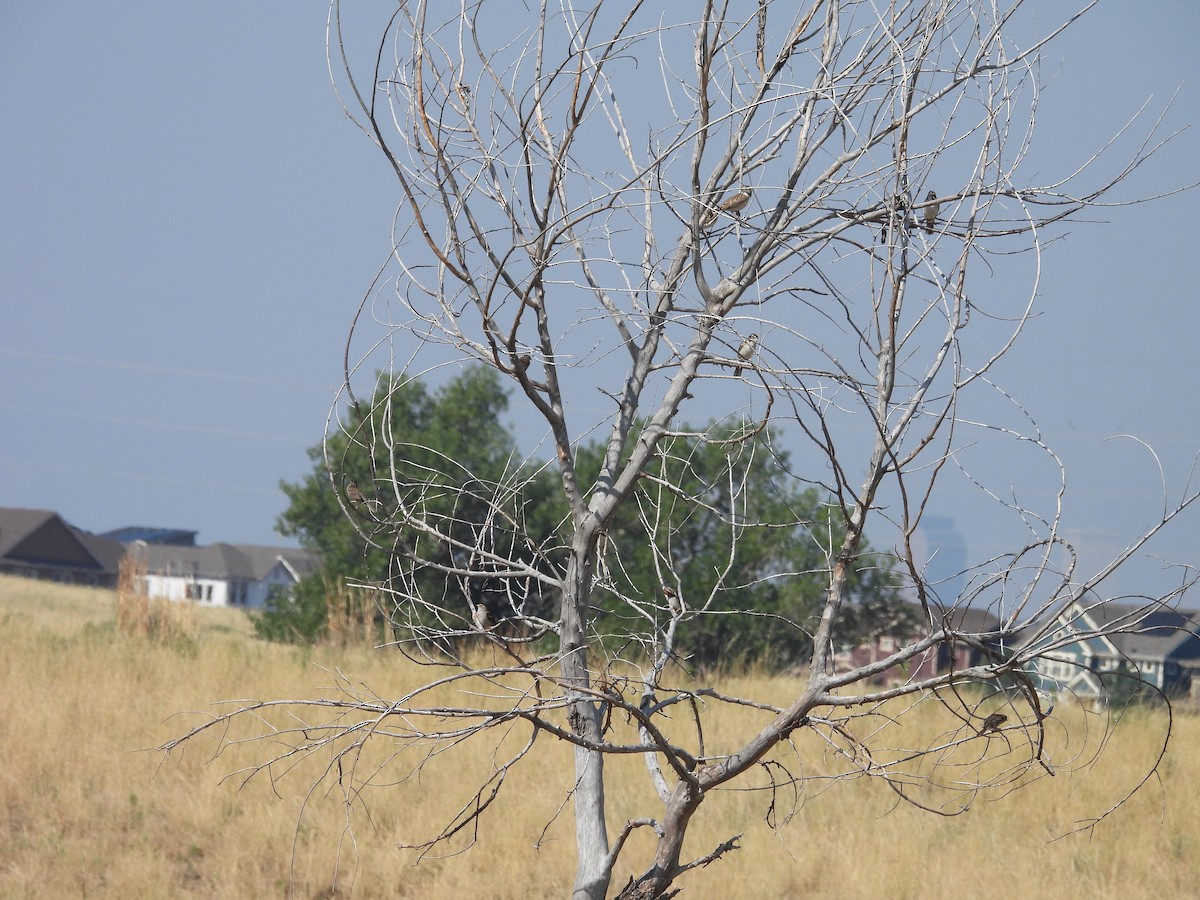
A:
836 604 1005 684
0 507 123 587
1027 601 1200 701
129 541 320 608
0 506 319 607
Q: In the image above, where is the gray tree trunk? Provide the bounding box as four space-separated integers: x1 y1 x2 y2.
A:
562 547 611 899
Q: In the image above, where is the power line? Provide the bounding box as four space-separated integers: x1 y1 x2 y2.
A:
0 456 282 496
0 346 332 390
0 401 309 445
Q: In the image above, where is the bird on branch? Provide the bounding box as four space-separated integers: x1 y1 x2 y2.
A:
664 585 682 617
923 190 940 234
701 188 753 229
977 712 1007 735
345 480 367 506
455 82 472 109
733 333 759 377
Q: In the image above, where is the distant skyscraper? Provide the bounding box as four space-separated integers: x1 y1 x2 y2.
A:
911 515 968 606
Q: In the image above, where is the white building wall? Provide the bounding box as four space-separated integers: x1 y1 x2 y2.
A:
142 573 186 601
141 573 230 606
137 554 304 609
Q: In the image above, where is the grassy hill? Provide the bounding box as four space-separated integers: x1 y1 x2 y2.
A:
1 574 1196 898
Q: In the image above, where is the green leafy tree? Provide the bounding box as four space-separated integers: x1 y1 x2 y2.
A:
580 423 911 670
263 366 558 642
253 582 331 644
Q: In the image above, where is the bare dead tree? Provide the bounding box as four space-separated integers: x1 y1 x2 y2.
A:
163 2 1199 897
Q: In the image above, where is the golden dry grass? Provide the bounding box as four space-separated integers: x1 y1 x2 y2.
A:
1 573 1196 898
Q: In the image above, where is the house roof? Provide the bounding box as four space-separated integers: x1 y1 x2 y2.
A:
1081 602 1200 662
942 605 1001 634
0 507 122 576
74 529 127 574
0 508 58 559
906 603 1002 636
132 541 319 581
237 544 322 580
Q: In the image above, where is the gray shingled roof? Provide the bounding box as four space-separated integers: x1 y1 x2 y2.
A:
132 541 319 581
0 507 123 576
74 529 127 574
904 603 1002 635
0 508 59 558
236 544 321 579
944 605 1001 634
1084 602 1200 662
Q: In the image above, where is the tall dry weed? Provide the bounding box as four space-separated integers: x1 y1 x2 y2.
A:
322 582 381 649
115 553 196 644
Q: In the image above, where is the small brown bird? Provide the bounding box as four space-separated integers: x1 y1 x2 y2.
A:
472 602 492 632
663 586 682 616
345 480 367 505
701 188 753 228
923 190 940 234
978 712 1007 735
733 333 759 376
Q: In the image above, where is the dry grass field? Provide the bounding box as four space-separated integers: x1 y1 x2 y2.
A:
2 573 1198 899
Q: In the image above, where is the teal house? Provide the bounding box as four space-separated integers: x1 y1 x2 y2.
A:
1030 601 1200 701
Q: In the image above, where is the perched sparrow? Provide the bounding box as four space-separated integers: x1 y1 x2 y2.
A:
701 188 753 228
472 602 492 632
345 480 367 505
733 333 759 376
923 190 940 234
978 712 1007 735
455 82 472 109
663 586 682 616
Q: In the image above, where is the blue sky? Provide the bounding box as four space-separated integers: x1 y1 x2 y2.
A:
2 3 1197 599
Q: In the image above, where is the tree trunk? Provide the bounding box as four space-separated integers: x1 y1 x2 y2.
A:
572 740 610 899
617 781 702 898
562 548 611 899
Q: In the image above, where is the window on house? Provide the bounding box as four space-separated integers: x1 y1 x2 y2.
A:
1043 658 1073 681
